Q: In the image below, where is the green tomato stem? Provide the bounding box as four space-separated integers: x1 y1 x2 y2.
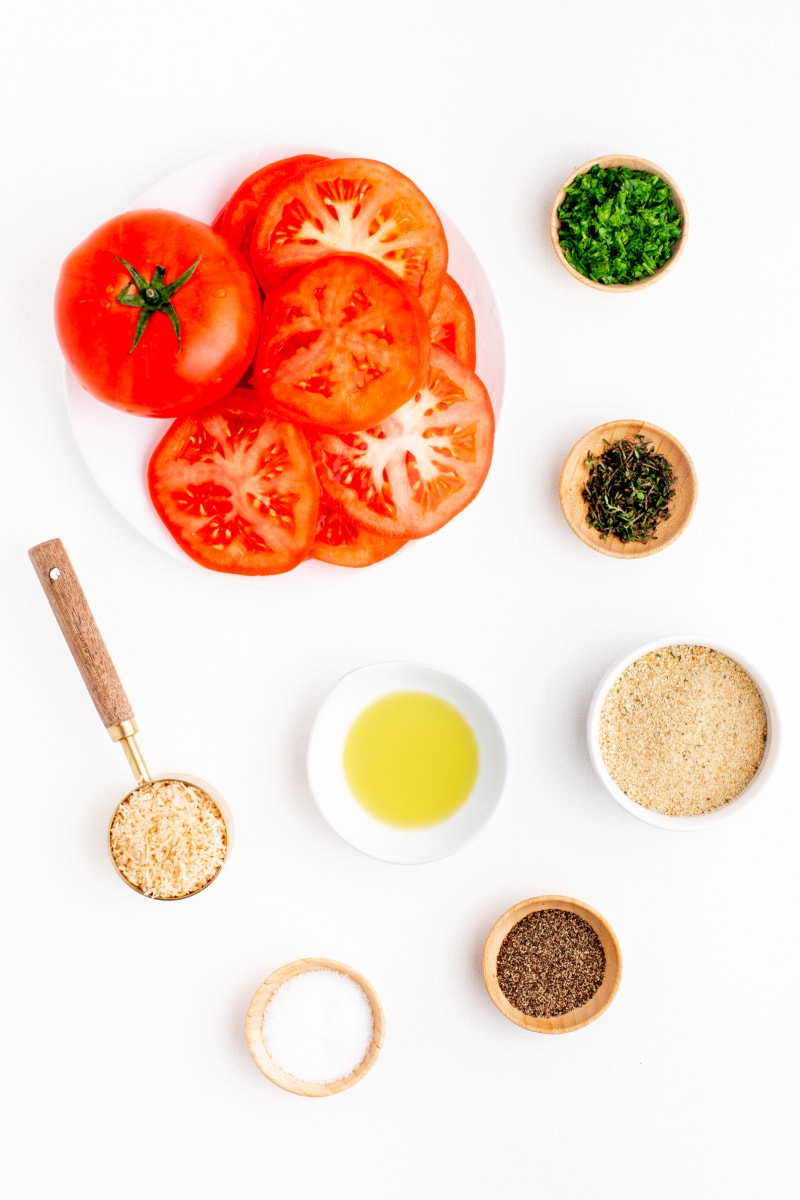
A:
115 255 201 352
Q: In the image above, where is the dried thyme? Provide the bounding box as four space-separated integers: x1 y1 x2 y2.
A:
582 434 675 543
496 909 606 1018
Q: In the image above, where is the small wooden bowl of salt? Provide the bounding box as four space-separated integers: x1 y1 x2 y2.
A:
245 959 385 1096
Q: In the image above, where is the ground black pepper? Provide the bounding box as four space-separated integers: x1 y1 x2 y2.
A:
496 909 606 1018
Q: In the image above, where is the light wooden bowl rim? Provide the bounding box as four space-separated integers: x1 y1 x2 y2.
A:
483 895 622 1033
558 418 697 559
550 154 688 291
245 957 385 1096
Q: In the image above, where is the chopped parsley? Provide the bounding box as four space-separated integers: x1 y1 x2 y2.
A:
557 164 682 285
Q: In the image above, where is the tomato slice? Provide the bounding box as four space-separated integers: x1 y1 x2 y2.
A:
309 347 495 540
311 489 407 568
212 154 327 260
429 274 477 370
254 253 431 433
249 157 448 314
147 390 319 575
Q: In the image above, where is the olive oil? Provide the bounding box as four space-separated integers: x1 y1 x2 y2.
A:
343 690 479 829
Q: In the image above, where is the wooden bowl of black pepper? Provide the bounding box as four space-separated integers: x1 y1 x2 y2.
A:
559 418 697 558
483 896 622 1033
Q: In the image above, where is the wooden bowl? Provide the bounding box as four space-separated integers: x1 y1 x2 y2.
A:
559 418 697 559
550 154 688 291
483 896 622 1033
245 958 385 1096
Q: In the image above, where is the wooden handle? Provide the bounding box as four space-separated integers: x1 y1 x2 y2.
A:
29 538 135 730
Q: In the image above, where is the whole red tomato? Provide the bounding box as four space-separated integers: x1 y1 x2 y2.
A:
54 209 261 418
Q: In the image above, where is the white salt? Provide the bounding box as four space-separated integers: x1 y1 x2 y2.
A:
261 969 374 1084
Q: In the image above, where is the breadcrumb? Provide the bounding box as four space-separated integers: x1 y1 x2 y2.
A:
599 644 767 816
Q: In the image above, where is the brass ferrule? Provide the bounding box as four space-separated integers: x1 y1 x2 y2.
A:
108 719 139 742
108 720 151 784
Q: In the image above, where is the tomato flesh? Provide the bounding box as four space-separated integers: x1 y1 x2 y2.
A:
147 390 319 574
311 490 407 567
212 154 327 260
249 158 448 314
429 274 477 370
309 347 494 539
55 210 261 418
254 254 431 433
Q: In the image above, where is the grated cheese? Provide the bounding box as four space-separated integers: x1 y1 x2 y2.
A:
109 778 228 899
599 644 767 816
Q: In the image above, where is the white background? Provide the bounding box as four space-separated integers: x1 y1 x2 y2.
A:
2 2 798 1197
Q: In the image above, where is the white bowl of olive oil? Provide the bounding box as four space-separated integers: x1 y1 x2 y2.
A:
307 662 507 864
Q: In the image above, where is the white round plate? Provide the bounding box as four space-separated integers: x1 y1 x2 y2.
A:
307 662 507 863
64 145 506 585
587 634 779 830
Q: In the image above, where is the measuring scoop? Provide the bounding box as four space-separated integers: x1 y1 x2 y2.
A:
29 538 231 900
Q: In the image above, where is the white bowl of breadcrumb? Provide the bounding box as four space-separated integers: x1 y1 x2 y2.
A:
587 636 778 830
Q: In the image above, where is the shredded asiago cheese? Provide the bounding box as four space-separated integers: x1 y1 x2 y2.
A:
109 779 227 899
